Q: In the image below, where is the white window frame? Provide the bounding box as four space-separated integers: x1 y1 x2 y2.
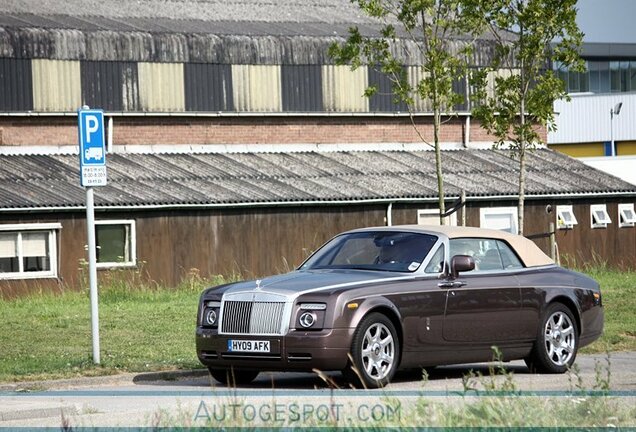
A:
417 209 458 226
0 223 61 280
618 203 636 228
556 205 578 230
590 204 612 229
95 220 137 268
479 207 518 234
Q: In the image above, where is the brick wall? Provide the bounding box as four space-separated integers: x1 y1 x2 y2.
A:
0 116 547 147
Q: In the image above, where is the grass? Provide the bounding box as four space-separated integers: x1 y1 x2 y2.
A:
0 271 235 382
579 266 636 353
0 266 634 382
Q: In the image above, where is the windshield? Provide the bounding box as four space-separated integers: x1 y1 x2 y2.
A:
300 231 438 273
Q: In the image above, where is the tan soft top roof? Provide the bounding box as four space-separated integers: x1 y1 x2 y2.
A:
353 225 555 267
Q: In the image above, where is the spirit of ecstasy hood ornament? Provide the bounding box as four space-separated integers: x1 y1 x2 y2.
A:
255 279 262 290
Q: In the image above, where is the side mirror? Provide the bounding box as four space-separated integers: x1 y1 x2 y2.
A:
449 255 475 279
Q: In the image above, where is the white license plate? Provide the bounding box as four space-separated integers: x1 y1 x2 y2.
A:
227 339 270 353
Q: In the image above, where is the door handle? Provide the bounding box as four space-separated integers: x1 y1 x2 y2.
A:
438 281 467 289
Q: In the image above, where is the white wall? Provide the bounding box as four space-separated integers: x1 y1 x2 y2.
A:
579 156 636 186
550 92 636 144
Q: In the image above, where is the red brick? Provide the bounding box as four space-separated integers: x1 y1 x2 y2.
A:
0 116 547 147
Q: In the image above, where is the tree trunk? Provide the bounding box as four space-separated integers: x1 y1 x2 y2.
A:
518 14 526 236
518 144 526 235
433 109 446 225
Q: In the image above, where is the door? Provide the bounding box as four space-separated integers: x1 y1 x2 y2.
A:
442 238 523 343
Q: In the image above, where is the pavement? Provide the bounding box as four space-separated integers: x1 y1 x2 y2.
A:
1 351 635 428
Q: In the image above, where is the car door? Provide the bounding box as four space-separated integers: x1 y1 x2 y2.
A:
442 238 523 343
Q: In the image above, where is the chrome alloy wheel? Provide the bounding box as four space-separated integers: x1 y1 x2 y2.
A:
361 322 395 380
544 311 576 366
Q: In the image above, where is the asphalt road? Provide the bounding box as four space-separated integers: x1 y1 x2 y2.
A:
1 351 635 428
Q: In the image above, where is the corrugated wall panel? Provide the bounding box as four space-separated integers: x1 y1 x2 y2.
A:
81 61 139 111
137 62 185 111
486 68 517 99
231 65 281 112
452 76 468 111
281 65 322 112
406 66 432 112
184 63 234 111
368 67 407 112
322 66 368 112
550 92 636 144
0 58 33 111
31 59 81 111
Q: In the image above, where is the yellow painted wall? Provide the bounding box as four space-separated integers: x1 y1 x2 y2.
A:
548 143 605 157
322 65 368 112
231 65 282 112
138 62 185 111
617 141 636 156
31 60 82 111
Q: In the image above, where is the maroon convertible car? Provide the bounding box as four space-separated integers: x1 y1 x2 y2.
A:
196 225 603 388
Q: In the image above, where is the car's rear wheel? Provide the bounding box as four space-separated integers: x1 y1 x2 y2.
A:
208 367 259 386
525 303 579 373
343 312 399 388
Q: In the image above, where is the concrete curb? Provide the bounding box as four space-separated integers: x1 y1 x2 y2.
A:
0 405 78 421
132 369 209 382
0 369 209 392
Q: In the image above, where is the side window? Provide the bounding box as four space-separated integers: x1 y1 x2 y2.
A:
478 244 504 271
424 244 445 273
496 240 524 269
449 238 504 272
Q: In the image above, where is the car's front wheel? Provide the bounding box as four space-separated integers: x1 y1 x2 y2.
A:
344 312 399 388
208 367 259 386
525 302 579 373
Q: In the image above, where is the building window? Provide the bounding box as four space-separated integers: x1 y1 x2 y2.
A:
95 220 136 267
556 205 577 230
590 204 612 229
0 223 60 280
479 207 518 234
618 203 636 228
417 209 458 226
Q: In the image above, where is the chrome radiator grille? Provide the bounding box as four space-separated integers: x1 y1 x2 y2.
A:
221 301 286 335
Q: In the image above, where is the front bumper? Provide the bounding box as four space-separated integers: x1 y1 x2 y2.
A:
196 327 354 372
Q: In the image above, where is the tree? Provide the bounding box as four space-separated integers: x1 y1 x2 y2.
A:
468 0 583 235
329 1 479 224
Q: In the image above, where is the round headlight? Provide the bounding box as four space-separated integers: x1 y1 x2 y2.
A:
299 312 316 328
205 309 218 326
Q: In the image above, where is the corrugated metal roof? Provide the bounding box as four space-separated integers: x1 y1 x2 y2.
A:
0 1 516 38
0 0 514 65
0 148 634 211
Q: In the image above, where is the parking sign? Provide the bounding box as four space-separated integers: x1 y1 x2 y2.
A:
78 109 107 186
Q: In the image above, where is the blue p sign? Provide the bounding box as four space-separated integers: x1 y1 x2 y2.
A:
78 110 105 166
78 108 107 186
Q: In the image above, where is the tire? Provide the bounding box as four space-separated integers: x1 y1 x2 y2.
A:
343 312 400 388
208 367 259 386
525 302 579 374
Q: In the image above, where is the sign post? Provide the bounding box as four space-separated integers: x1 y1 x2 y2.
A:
78 106 107 365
